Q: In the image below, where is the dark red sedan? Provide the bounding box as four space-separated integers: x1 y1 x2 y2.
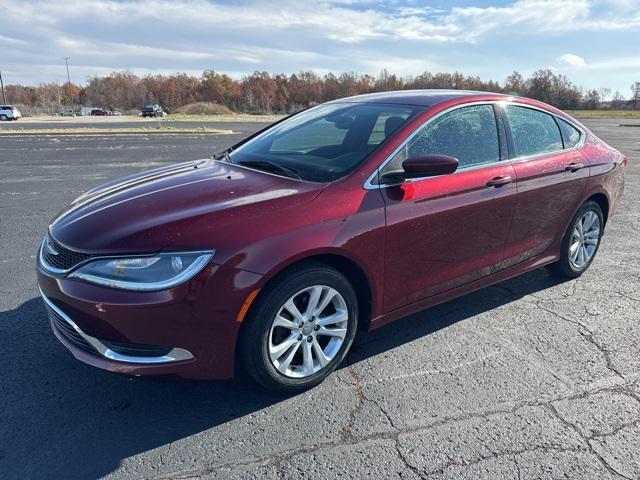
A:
37 90 626 391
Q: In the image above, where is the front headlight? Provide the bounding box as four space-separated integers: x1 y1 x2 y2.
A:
68 250 214 291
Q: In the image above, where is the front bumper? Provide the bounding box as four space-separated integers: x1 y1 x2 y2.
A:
41 289 194 363
37 261 263 380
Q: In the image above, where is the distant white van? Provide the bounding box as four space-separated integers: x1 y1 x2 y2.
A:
0 105 21 121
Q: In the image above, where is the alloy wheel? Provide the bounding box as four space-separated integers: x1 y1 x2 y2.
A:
268 285 348 378
569 210 601 271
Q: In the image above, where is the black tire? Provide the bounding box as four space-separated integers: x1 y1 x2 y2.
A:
547 200 604 278
0 115 7 121
240 262 358 392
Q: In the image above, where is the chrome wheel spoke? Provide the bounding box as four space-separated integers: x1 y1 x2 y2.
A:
312 339 330 367
283 298 304 323
583 212 596 231
277 341 301 373
314 287 337 317
269 333 299 362
316 309 347 327
273 314 299 330
318 326 347 339
584 228 600 239
305 286 323 319
569 240 580 255
302 340 314 376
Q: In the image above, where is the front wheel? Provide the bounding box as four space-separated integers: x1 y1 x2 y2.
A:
240 263 358 392
547 200 604 278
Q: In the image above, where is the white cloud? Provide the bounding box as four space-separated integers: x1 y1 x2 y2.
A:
0 0 639 94
557 54 587 68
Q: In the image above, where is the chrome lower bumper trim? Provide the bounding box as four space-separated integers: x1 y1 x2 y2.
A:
39 289 194 364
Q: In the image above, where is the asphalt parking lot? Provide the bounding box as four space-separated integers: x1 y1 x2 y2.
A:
1 118 639 479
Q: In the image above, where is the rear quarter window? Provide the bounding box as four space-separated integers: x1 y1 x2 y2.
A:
557 118 582 148
505 106 563 157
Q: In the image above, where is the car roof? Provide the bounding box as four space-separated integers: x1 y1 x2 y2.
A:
328 89 508 107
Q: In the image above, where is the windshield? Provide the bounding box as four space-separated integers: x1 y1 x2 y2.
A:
227 102 423 182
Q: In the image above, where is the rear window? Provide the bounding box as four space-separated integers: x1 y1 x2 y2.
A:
505 106 563 157
557 118 582 148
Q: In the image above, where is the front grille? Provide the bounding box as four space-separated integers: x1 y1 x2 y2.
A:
42 235 93 271
102 340 172 358
46 304 98 355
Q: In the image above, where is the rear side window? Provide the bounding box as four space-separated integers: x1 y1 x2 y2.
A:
557 118 582 148
505 106 563 157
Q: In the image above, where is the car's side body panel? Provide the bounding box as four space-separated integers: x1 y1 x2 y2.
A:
502 148 589 267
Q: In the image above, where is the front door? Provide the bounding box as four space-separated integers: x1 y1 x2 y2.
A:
377 104 517 313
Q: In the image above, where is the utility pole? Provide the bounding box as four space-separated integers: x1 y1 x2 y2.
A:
63 57 75 116
0 70 7 104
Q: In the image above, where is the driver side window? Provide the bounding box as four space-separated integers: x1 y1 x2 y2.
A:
378 104 500 182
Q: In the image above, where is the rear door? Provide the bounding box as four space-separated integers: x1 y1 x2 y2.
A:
378 103 517 312
500 105 588 267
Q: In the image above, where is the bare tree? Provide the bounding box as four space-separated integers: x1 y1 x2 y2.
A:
611 90 625 109
631 82 640 108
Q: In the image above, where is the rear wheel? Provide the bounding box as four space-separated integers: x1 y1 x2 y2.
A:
0 114 7 121
240 263 358 392
547 200 603 278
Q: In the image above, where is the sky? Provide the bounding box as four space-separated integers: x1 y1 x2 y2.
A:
1 0 639 98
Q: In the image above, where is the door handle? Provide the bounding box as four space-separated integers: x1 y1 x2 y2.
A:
486 175 513 188
565 163 585 172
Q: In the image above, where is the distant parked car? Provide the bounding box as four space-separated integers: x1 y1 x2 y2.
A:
141 103 166 117
90 108 110 116
61 109 76 117
0 105 22 121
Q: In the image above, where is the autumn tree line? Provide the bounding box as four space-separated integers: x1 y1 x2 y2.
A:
4 69 640 115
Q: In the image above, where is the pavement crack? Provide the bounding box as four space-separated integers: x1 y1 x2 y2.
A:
152 376 640 480
393 438 427 479
339 366 366 442
546 402 634 480
534 300 625 379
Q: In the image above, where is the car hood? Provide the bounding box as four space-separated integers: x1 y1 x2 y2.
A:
50 159 324 254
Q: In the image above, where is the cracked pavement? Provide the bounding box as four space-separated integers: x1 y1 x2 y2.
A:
0 118 639 479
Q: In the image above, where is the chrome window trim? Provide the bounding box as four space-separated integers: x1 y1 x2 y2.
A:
40 289 194 364
363 100 586 190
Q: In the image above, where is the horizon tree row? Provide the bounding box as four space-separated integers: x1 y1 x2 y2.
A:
4 69 639 114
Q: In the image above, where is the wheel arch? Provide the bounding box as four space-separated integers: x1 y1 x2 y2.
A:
586 192 610 226
242 250 375 331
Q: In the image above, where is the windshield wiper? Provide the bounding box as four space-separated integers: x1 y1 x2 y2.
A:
213 151 231 162
236 160 301 180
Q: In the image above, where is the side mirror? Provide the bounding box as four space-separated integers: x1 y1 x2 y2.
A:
381 154 459 183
